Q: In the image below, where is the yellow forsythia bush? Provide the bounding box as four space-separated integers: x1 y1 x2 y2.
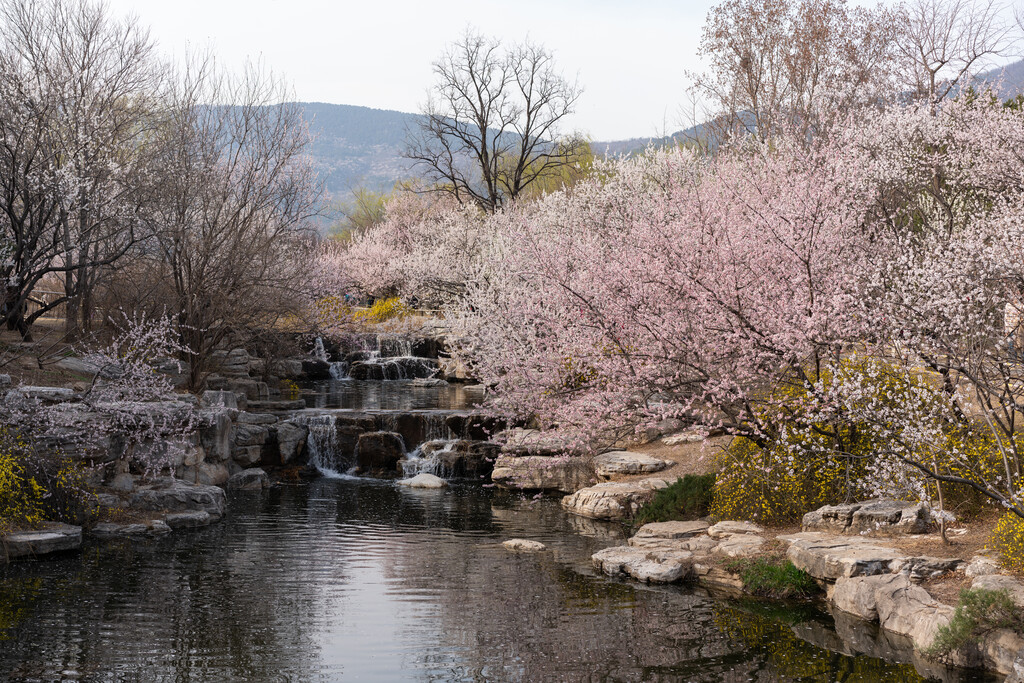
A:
354 297 411 323
0 430 46 532
990 513 1024 571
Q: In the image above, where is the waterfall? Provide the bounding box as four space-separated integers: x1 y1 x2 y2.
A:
313 337 330 363
328 361 349 380
376 334 413 358
294 414 350 476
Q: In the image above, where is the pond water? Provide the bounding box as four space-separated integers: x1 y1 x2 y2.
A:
300 378 483 412
0 478 995 682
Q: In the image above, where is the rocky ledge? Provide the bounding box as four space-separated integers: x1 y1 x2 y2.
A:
1 522 82 560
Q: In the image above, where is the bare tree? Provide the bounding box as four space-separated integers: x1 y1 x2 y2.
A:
895 0 1017 107
139 57 320 389
688 0 899 143
0 0 159 339
406 30 585 213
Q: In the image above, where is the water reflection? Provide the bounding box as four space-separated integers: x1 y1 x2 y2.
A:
0 480 998 682
300 379 483 411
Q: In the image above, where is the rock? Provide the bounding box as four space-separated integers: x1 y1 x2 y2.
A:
245 399 307 412
965 555 1002 578
832 574 908 621
874 575 954 651
592 451 670 477
129 478 226 519
499 428 577 456
163 511 212 529
1 523 81 560
707 521 765 539
592 545 693 583
491 455 594 493
692 562 746 591
893 556 963 581
662 431 705 445
301 359 332 381
276 422 308 465
356 431 405 475
713 534 766 558
398 473 447 488
632 520 710 541
973 575 1024 608
90 520 172 540
176 462 230 487
109 472 136 492
411 377 448 387
198 409 232 462
200 390 238 410
236 411 278 425
502 539 546 552
226 468 270 490
802 499 931 536
11 386 75 402
779 532 909 581
0 373 10 388
1005 649 1024 683
560 478 670 520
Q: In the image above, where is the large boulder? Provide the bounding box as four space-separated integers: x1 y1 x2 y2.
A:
780 532 910 581
491 455 594 493
592 545 693 583
592 451 670 477
226 468 270 491
200 390 238 411
421 439 499 478
276 422 308 464
802 499 931 536
355 431 405 475
832 573 954 651
561 478 669 520
1 522 81 560
129 478 226 519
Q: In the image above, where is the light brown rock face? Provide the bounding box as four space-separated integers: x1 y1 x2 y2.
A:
972 574 1024 608
712 534 765 558
632 520 709 540
802 499 931 536
591 545 693 583
832 574 953 651
560 478 669 520
502 539 546 552
707 521 764 539
779 532 908 580
491 455 594 493
592 451 669 477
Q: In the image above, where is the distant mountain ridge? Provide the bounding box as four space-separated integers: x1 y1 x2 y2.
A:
297 60 1024 202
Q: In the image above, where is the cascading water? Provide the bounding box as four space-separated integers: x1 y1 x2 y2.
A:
293 414 350 476
347 334 439 381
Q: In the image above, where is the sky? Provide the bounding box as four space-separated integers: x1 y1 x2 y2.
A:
102 0 718 141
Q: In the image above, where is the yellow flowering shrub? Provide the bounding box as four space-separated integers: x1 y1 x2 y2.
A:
313 295 352 331
0 431 46 532
280 379 301 400
353 297 411 324
990 513 1024 571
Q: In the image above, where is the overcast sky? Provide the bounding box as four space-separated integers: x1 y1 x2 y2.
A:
102 0 721 141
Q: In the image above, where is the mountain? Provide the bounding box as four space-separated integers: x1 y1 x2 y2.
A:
297 102 421 200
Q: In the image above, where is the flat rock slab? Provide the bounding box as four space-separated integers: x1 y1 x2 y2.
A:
802 499 931 536
593 451 669 477
780 532 909 580
503 539 546 552
398 473 448 489
713 534 766 558
2 523 82 560
561 478 669 520
708 521 764 538
90 520 172 540
129 479 226 520
632 520 709 540
592 545 693 583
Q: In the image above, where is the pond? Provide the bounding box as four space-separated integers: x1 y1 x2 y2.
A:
0 477 995 682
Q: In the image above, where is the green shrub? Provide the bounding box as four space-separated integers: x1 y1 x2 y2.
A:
724 556 821 599
632 474 715 527
929 588 1024 656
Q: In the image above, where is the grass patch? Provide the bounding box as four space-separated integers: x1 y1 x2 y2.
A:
928 588 1024 656
631 474 715 528
724 555 821 599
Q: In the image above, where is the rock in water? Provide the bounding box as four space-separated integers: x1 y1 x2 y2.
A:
397 473 447 489
227 468 270 490
502 539 546 552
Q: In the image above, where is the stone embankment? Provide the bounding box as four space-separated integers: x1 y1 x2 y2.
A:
579 496 1024 681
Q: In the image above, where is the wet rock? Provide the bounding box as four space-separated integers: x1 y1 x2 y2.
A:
592 545 693 583
561 478 669 520
163 511 212 529
422 439 498 478
276 422 308 465
779 532 909 581
502 538 546 552
491 455 594 493
707 521 764 539
2 523 81 560
227 468 270 490
802 499 931 536
90 520 172 540
592 451 670 477
129 478 226 519
398 473 447 488
356 431 405 475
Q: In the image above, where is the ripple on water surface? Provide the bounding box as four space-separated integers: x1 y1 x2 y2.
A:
0 479 999 682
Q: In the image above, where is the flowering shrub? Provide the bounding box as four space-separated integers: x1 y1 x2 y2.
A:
354 297 411 324
0 430 45 532
990 513 1024 571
